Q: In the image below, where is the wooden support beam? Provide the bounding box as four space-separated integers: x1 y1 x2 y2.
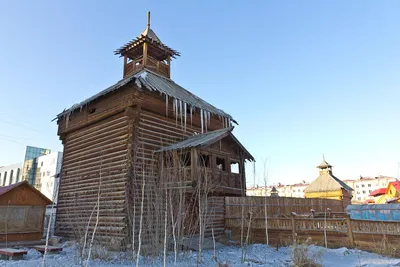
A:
167 55 171 78
345 214 355 248
191 148 198 182
143 43 148 66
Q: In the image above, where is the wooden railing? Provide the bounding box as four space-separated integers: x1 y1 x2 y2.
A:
146 57 169 77
161 166 242 194
225 197 400 251
124 56 143 77
351 219 400 235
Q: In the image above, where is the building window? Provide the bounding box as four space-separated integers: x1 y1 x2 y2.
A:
358 197 361 200
9 170 14 184
2 172 7 186
362 191 366 194
230 161 240 174
369 190 372 193
216 157 226 171
368 184 371 187
356 185 359 188
199 154 210 168
357 191 360 194
16 168 20 183
46 171 50 176
361 184 365 187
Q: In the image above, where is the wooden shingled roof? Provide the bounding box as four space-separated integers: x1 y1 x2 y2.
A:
304 173 353 193
156 127 254 161
114 12 180 59
57 69 235 124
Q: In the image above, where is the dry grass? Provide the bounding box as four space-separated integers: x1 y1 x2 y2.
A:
365 236 400 258
291 238 322 267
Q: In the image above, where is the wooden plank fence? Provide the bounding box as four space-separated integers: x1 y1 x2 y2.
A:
225 197 400 255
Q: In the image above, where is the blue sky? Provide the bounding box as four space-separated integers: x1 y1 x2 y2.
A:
1 1 400 186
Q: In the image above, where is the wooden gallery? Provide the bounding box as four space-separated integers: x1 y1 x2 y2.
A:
55 13 254 250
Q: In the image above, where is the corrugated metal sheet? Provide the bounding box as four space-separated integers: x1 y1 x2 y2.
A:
56 69 235 123
155 127 254 161
156 127 232 152
347 204 400 221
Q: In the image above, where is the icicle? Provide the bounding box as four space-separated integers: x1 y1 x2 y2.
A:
165 95 169 117
200 109 204 133
135 79 142 88
184 103 187 132
65 113 70 128
203 110 207 132
190 106 193 127
174 99 178 125
179 100 183 129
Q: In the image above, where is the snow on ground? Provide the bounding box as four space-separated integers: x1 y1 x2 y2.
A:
0 243 399 267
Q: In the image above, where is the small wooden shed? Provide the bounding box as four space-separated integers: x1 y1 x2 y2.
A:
0 181 52 242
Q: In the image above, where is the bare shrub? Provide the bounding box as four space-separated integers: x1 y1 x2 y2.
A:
291 238 322 267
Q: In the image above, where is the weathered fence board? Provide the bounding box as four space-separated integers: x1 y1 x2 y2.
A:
225 196 400 256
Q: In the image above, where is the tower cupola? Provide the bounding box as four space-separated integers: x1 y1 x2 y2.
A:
114 11 180 78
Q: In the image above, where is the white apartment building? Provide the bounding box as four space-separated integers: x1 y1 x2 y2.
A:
0 151 63 202
0 162 23 186
247 182 309 198
343 176 397 203
35 152 63 202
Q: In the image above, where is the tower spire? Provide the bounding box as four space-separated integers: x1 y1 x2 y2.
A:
147 11 151 28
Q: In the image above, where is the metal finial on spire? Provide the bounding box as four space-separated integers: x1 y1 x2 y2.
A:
147 11 151 28
322 153 325 161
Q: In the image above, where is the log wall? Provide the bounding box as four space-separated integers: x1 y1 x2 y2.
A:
56 110 132 247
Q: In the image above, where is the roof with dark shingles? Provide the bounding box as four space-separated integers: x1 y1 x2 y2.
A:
155 127 254 161
56 69 235 123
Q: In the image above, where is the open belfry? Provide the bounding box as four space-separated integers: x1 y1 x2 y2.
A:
55 12 254 250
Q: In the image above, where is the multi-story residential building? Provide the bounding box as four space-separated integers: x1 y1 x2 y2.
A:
0 146 62 202
247 182 309 198
0 162 23 186
34 152 63 201
343 176 397 203
21 146 51 185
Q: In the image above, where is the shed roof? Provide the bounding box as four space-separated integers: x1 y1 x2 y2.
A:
56 69 235 124
0 182 22 196
369 188 386 197
0 181 52 205
155 127 254 161
304 173 353 193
